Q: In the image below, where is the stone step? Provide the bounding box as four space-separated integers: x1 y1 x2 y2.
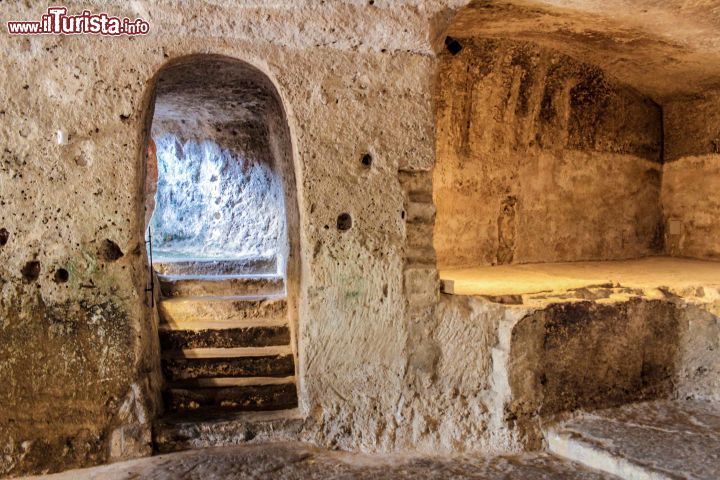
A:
159 323 290 349
162 349 295 381
546 400 720 480
153 409 303 454
153 257 277 276
168 376 296 389
164 382 298 413
158 295 288 327
162 345 293 358
158 274 285 298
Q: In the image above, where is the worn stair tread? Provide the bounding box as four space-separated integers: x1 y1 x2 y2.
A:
159 324 291 349
162 346 293 359
169 376 296 389
162 354 295 381
159 318 288 330
158 294 288 327
153 257 277 276
156 407 302 427
158 273 283 282
546 400 720 480
153 409 303 453
164 383 298 413
159 274 285 298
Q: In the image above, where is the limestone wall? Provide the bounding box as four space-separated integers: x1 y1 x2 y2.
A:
433 38 664 268
662 92 720 260
3 0 720 476
0 1 453 475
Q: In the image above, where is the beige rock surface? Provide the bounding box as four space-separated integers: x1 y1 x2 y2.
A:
0 1 448 475
3 0 720 477
433 38 663 268
662 92 720 260
439 256 720 296
446 0 720 101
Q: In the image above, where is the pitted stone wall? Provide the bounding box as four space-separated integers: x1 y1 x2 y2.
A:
433 38 664 268
4 0 720 476
0 1 455 475
662 91 720 260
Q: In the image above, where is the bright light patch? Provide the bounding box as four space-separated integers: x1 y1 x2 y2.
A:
149 134 286 261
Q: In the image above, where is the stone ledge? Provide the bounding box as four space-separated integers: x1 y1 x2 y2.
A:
547 400 720 479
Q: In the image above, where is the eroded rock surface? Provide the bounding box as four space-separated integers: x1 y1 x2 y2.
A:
433 37 663 268
25 442 619 480
547 400 720 479
3 0 720 476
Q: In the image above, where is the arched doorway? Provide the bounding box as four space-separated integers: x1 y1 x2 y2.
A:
143 56 301 429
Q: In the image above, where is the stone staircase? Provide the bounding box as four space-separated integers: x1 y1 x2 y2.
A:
152 258 299 452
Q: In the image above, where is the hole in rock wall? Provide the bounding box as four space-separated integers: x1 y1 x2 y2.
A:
361 153 373 168
100 239 124 262
21 261 40 283
54 268 69 283
0 228 9 246
337 213 353 231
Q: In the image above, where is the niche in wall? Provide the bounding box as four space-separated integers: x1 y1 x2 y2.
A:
433 38 664 270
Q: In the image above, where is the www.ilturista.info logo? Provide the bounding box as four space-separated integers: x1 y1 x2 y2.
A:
7 6 150 36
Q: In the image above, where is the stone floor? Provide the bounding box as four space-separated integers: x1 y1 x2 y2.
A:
21 400 720 479
440 256 720 296
548 400 720 479
24 442 617 479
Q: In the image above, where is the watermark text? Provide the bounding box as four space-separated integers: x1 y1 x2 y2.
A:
7 7 150 36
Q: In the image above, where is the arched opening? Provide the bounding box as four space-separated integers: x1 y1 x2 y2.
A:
143 56 301 427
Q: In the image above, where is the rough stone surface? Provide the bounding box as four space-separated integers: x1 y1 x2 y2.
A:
547 400 720 479
433 38 663 268
158 275 284 298
446 0 720 102
662 91 720 260
439 257 720 297
676 303 720 403
153 410 304 453
148 57 290 261
162 355 295 381
429 263 720 450
4 0 720 476
22 442 619 480
159 325 290 350
158 296 288 326
1 0 447 469
153 258 277 276
149 137 286 260
0 297 155 476
164 384 298 413
507 300 680 446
